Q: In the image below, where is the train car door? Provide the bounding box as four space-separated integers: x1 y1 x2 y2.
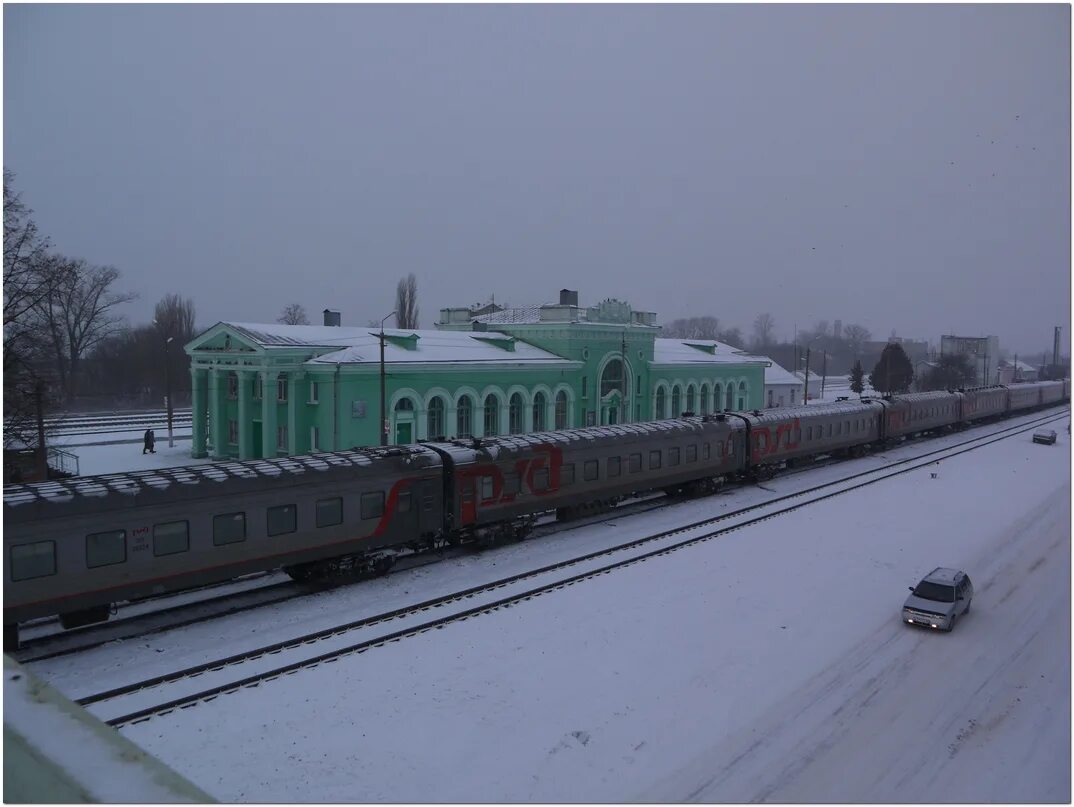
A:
458 474 477 526
417 477 440 535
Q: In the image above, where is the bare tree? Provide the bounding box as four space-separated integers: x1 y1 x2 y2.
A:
663 316 719 340
842 323 872 356
278 303 310 325
3 170 54 327
752 313 776 349
33 258 137 402
154 293 197 342
395 273 419 329
718 326 745 349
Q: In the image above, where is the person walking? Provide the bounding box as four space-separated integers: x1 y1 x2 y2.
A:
143 429 156 454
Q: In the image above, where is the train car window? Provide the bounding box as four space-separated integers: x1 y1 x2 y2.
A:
685 444 697 463
10 540 56 581
532 468 550 490
360 492 385 520
649 450 662 470
561 464 576 486
153 521 189 556
669 447 681 466
481 476 495 500
397 492 413 514
504 473 521 496
629 453 642 472
316 497 344 527
267 504 297 536
213 513 247 545
608 456 622 477
583 460 599 481
86 530 127 568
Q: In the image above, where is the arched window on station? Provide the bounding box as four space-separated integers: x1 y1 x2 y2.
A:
555 390 568 429
713 384 722 412
655 387 667 419
484 394 500 437
686 384 696 413
671 385 682 418
700 385 709 415
533 392 547 432
457 395 473 439
737 381 747 411
394 398 416 444
600 359 625 397
725 384 734 411
509 392 525 434
427 396 445 440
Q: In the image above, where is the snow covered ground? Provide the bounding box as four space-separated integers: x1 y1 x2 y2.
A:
32 409 1069 802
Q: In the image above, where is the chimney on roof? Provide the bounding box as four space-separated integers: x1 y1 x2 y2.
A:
323 309 341 327
559 289 579 306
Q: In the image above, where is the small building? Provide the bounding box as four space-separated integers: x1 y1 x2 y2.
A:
763 360 804 407
997 359 1039 384
940 334 1000 386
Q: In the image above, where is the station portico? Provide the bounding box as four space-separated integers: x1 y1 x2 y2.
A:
184 291 768 460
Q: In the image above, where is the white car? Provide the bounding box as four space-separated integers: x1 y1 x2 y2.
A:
903 567 974 632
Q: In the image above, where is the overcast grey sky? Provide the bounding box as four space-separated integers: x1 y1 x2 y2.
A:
4 4 1069 354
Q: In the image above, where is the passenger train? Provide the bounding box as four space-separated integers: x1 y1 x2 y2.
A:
4 380 1069 649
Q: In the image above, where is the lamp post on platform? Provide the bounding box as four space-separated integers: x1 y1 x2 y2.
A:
164 336 175 447
379 311 396 446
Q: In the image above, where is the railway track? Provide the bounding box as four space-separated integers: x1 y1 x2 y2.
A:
73 409 1067 728
26 409 194 438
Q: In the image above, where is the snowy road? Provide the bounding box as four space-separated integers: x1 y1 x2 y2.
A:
39 413 1072 801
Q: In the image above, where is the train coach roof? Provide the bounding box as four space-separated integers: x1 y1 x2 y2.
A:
450 416 730 457
3 445 441 518
738 400 881 424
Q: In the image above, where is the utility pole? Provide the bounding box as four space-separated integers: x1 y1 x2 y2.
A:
821 350 827 399
621 326 628 423
164 336 175 447
379 311 396 446
34 379 47 481
804 346 811 403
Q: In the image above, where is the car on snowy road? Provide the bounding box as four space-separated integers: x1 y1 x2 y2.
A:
1032 429 1058 445
902 568 973 632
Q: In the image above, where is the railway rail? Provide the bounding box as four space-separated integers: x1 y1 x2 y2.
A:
73 409 1066 728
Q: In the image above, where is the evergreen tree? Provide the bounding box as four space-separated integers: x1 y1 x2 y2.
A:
869 343 914 393
849 360 865 393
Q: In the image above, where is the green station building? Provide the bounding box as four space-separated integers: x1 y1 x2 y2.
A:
184 290 768 460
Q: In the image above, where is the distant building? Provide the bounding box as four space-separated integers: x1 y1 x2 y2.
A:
940 335 1000 386
763 361 804 407
997 359 1038 384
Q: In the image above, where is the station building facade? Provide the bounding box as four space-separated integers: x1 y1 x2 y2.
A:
184 292 768 460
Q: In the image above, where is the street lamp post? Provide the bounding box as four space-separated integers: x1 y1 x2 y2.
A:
164 337 175 448
379 311 396 447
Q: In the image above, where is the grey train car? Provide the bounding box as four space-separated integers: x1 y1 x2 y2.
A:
960 386 1008 423
880 391 962 440
1008 381 1048 412
4 446 445 636
446 417 744 538
1039 380 1065 407
735 401 884 471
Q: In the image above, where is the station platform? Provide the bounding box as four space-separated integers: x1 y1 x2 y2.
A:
4 655 212 802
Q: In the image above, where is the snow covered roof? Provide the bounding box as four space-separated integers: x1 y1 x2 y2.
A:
470 305 547 325
763 361 803 387
212 322 574 366
652 339 768 366
305 328 574 366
